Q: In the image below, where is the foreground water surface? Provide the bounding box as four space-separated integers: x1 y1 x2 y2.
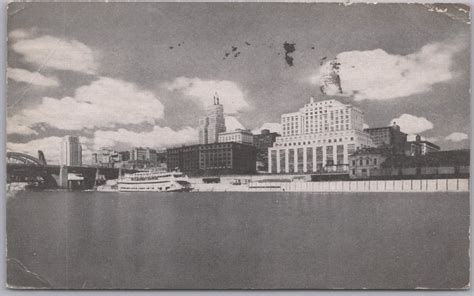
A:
7 190 469 289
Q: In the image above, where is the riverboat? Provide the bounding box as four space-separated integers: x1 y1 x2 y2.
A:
117 171 193 192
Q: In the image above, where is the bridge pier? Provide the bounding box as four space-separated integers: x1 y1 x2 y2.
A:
59 166 69 189
95 168 100 187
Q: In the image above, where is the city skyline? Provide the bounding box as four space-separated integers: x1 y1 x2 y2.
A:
6 3 470 164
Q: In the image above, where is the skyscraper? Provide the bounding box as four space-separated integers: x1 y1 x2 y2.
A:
60 136 82 166
198 93 226 144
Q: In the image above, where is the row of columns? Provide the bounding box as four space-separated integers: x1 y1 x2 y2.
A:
268 145 348 173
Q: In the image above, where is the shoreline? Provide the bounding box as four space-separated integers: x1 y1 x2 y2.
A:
8 178 469 194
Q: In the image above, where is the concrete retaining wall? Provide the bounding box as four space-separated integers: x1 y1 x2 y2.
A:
241 178 469 193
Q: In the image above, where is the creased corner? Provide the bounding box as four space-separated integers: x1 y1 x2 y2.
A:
6 258 52 289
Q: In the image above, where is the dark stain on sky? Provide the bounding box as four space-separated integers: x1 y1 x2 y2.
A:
319 56 327 65
283 42 296 66
232 46 238 52
234 52 241 58
245 42 251 46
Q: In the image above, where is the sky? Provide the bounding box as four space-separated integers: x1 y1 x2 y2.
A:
5 2 471 164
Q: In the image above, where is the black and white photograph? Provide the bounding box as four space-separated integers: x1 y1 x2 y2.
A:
4 1 471 290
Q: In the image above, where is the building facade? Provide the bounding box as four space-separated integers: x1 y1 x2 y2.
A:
268 97 375 174
199 94 226 144
364 123 407 155
129 147 158 162
404 135 440 156
166 145 201 174
119 147 160 169
118 151 130 161
166 142 256 176
60 136 82 166
218 129 254 145
92 148 120 168
381 149 469 178
348 148 390 179
253 129 280 172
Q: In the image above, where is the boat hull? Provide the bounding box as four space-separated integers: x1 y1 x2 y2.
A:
116 171 193 192
117 182 193 192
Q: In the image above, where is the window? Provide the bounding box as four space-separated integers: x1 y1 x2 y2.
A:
366 159 370 165
374 158 377 165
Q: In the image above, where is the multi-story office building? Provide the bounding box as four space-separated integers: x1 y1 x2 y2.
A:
404 135 440 156
130 147 147 161
268 97 375 174
118 151 130 161
156 149 167 163
364 123 407 155
129 147 157 162
419 141 441 155
218 129 254 145
122 147 160 169
59 136 82 166
166 142 256 176
92 148 120 168
199 94 226 144
253 129 280 172
166 145 201 173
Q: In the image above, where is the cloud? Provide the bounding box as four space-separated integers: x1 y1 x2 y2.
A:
363 123 370 129
7 77 164 134
7 136 94 165
313 40 464 101
225 116 245 131
92 126 198 150
164 77 250 114
11 33 98 74
445 132 468 142
390 114 433 134
252 122 282 135
6 122 39 136
7 67 59 87
9 28 35 40
7 136 63 164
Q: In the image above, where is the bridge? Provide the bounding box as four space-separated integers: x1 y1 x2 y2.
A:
6 151 138 189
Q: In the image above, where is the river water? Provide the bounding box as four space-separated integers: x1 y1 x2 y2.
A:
6 190 469 289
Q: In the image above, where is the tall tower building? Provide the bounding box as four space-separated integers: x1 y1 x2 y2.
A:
198 93 226 144
60 136 82 166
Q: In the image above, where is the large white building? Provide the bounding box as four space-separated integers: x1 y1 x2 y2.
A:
60 136 82 166
218 129 254 145
268 97 375 174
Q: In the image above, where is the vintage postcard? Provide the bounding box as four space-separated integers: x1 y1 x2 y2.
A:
5 2 470 289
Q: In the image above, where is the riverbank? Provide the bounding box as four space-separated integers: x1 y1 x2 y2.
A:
191 178 469 193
